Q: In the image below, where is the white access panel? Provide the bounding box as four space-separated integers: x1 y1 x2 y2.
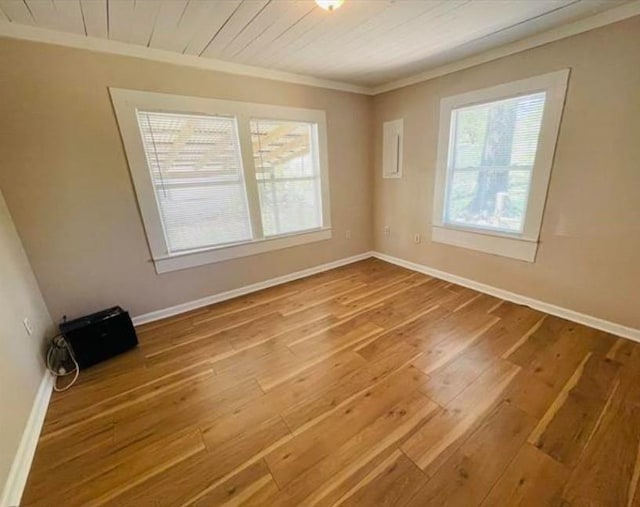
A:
382 118 403 179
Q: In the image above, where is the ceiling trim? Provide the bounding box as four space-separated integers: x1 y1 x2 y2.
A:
0 2 638 97
371 1 640 95
0 20 370 95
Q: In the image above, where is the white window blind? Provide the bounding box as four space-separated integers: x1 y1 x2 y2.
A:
250 119 322 236
444 92 546 234
136 111 252 253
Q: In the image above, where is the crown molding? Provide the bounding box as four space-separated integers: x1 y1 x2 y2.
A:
371 1 640 95
0 2 638 97
0 20 371 95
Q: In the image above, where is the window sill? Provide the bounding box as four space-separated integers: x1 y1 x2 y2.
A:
431 225 538 262
153 228 332 273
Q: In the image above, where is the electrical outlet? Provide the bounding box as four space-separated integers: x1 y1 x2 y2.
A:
413 233 421 244
23 317 33 336
345 229 352 240
384 225 390 236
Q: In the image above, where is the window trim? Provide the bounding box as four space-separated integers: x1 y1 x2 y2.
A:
110 88 332 273
431 69 569 262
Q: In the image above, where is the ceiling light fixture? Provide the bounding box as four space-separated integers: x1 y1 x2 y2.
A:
315 0 344 12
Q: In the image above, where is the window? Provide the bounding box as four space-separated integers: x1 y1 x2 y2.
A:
250 119 323 236
110 89 331 273
444 93 545 234
432 70 569 262
138 111 252 253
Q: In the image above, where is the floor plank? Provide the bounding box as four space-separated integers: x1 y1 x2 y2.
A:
401 358 520 474
562 346 640 506
528 354 620 467
405 401 536 507
481 443 569 506
337 449 427 506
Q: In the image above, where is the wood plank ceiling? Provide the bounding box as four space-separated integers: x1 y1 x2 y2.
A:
0 0 631 87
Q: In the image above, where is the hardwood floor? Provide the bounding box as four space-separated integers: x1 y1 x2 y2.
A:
22 259 640 506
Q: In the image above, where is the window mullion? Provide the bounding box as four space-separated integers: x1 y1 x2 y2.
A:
236 115 264 240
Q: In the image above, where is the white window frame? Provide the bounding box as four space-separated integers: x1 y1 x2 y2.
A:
110 88 332 273
431 69 569 262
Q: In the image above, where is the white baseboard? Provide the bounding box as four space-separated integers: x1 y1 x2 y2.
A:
132 252 374 325
1 372 53 507
372 251 640 343
133 249 640 342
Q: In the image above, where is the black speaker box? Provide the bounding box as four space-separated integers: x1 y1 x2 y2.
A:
59 306 138 369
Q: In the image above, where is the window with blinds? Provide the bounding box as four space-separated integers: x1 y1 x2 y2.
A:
430 70 568 262
111 88 331 272
250 119 322 237
444 92 546 234
137 111 252 253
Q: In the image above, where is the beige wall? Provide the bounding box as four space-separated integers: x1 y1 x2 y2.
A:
0 190 52 496
0 16 638 332
373 16 640 329
0 38 373 320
